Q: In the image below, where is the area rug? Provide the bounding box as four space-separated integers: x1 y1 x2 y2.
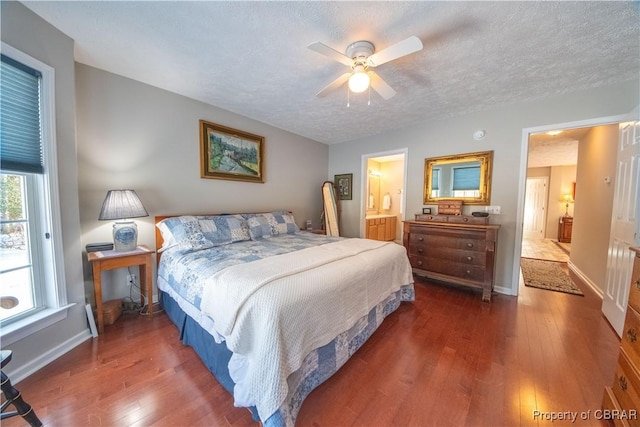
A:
520 258 584 296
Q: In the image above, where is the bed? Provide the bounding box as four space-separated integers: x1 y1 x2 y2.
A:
154 211 415 427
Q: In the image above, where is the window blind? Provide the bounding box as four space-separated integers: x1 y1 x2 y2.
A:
432 169 440 190
1 54 43 174
452 166 480 191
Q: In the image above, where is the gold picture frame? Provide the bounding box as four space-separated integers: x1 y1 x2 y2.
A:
199 120 264 183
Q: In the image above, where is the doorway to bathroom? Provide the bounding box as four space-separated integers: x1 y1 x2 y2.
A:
360 149 408 243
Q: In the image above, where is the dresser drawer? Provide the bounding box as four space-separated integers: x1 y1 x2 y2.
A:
447 215 490 225
628 254 640 314
409 245 486 267
603 386 632 427
622 307 640 370
409 255 486 282
611 350 640 427
409 231 487 251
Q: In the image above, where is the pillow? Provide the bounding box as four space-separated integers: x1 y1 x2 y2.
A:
246 215 273 240
156 216 214 251
196 214 251 246
243 211 300 240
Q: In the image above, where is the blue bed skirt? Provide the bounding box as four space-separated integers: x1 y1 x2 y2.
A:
161 291 261 421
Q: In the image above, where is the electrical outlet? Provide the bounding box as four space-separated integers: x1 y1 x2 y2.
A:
484 206 501 215
127 274 137 287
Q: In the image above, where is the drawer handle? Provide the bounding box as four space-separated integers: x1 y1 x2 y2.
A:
417 261 423 266
418 236 424 241
466 270 472 276
636 279 640 290
619 375 628 391
463 217 469 222
466 256 473 262
417 248 423 254
628 328 638 343
466 243 474 248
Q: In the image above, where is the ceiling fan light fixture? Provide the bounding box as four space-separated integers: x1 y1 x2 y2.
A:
348 67 370 93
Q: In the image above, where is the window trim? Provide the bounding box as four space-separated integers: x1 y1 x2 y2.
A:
1 42 72 345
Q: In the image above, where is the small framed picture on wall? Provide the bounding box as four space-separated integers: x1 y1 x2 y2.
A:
334 173 353 200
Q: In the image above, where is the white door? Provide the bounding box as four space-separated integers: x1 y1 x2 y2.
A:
602 119 640 336
524 177 548 239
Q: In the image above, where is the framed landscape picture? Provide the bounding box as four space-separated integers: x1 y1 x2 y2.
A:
200 120 264 183
334 173 353 200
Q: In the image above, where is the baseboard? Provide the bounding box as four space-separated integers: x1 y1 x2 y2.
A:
494 284 517 296
568 261 604 299
12 328 93 384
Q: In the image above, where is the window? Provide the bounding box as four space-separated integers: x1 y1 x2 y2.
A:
1 43 69 344
452 166 481 198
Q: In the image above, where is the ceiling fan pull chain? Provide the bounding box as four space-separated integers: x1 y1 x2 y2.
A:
346 85 350 107
368 86 371 106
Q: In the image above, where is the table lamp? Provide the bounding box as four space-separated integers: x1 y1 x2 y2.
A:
562 193 573 217
98 189 148 252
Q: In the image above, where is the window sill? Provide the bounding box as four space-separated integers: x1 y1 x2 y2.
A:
1 303 75 346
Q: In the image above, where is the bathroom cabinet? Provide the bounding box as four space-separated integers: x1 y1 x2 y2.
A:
366 216 397 241
403 219 500 302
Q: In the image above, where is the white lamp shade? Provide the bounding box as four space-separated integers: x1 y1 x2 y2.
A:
348 70 370 93
99 190 148 220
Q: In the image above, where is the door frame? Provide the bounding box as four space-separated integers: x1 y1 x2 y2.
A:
511 113 630 296
360 148 408 238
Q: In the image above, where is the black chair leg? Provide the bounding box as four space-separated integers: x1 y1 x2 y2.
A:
1 371 42 427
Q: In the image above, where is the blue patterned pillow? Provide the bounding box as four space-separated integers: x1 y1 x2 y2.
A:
157 216 214 251
197 215 250 245
246 215 274 240
243 211 299 240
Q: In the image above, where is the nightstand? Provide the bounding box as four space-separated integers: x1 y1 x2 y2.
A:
558 216 573 243
87 245 153 334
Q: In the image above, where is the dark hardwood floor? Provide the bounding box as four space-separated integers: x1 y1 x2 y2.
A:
3 274 620 426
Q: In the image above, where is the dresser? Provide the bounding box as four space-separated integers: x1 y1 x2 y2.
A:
403 216 500 302
602 247 640 426
558 216 573 243
366 215 397 241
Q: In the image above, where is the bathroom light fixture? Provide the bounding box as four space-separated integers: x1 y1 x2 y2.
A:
99 189 148 252
547 130 562 136
348 65 370 93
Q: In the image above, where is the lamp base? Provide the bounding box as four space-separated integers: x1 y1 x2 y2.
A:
112 221 137 252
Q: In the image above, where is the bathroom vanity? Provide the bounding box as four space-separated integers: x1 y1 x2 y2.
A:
366 214 397 241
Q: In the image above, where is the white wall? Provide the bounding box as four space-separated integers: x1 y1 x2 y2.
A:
329 81 639 294
1 2 90 379
75 64 329 301
571 125 619 292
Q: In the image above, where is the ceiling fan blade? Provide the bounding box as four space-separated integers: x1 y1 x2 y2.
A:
366 36 423 67
307 42 353 66
316 72 351 98
369 72 396 100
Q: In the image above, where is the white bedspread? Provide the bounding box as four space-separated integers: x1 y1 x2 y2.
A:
200 238 413 421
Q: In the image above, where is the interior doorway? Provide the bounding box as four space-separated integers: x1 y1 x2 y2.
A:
360 149 408 242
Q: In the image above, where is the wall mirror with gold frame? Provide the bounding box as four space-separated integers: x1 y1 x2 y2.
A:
423 150 493 205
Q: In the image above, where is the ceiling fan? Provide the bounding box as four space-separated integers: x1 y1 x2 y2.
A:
308 36 423 100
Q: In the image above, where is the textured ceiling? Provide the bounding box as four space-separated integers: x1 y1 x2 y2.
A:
22 1 640 145
527 127 591 168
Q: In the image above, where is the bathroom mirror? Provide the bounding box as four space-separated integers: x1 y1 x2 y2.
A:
423 150 493 205
322 181 340 236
